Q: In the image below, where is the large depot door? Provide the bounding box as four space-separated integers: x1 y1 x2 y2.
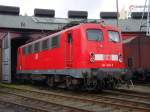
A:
2 33 11 83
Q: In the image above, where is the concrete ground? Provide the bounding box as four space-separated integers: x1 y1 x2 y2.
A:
0 104 15 112
119 84 150 93
0 103 30 112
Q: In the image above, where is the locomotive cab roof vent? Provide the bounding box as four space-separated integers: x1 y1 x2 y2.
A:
0 5 20 16
34 8 55 18
100 12 118 19
68 10 88 19
131 12 148 19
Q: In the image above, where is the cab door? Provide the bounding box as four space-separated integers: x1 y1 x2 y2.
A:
65 32 73 68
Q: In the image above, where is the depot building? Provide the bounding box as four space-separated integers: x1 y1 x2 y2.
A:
0 5 149 83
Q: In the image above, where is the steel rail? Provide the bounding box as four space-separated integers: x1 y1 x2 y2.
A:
0 84 150 112
0 91 93 112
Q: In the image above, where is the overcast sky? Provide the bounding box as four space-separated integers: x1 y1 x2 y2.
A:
0 0 146 19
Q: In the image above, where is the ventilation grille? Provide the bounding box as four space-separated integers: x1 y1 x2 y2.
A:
68 10 88 19
100 12 118 19
0 5 20 16
34 8 55 18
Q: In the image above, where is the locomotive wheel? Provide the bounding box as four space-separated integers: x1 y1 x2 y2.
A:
108 82 115 89
65 77 75 90
84 78 98 91
105 78 116 89
97 80 104 90
47 76 55 88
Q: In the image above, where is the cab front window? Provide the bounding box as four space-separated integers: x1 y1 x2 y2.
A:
108 31 120 43
87 29 103 41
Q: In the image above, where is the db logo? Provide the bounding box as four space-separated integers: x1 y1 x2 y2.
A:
129 5 135 11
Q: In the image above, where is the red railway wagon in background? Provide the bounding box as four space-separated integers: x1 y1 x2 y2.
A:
122 33 150 82
17 22 129 90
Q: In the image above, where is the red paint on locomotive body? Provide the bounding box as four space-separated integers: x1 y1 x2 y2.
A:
17 23 128 90
17 23 125 70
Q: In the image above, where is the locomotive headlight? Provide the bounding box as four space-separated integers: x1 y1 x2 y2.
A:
119 54 123 63
119 58 123 62
90 52 95 63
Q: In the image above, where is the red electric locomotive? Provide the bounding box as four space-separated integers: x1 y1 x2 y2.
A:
17 21 128 90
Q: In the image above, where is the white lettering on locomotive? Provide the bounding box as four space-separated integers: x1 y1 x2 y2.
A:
94 54 118 61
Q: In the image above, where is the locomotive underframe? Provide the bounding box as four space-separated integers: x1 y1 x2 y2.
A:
17 68 128 79
17 68 130 90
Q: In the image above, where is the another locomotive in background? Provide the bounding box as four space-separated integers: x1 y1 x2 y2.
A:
17 21 130 90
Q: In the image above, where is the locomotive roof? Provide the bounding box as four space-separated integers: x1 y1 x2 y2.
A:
20 22 119 48
20 23 80 48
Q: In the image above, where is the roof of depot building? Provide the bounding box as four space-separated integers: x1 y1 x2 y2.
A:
0 14 147 32
0 15 68 31
104 19 146 32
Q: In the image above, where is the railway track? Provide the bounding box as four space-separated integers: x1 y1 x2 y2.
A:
0 84 150 112
101 89 150 103
0 85 112 112
0 92 97 112
0 100 49 112
0 88 94 112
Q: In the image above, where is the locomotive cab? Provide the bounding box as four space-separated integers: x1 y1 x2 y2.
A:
77 23 128 90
